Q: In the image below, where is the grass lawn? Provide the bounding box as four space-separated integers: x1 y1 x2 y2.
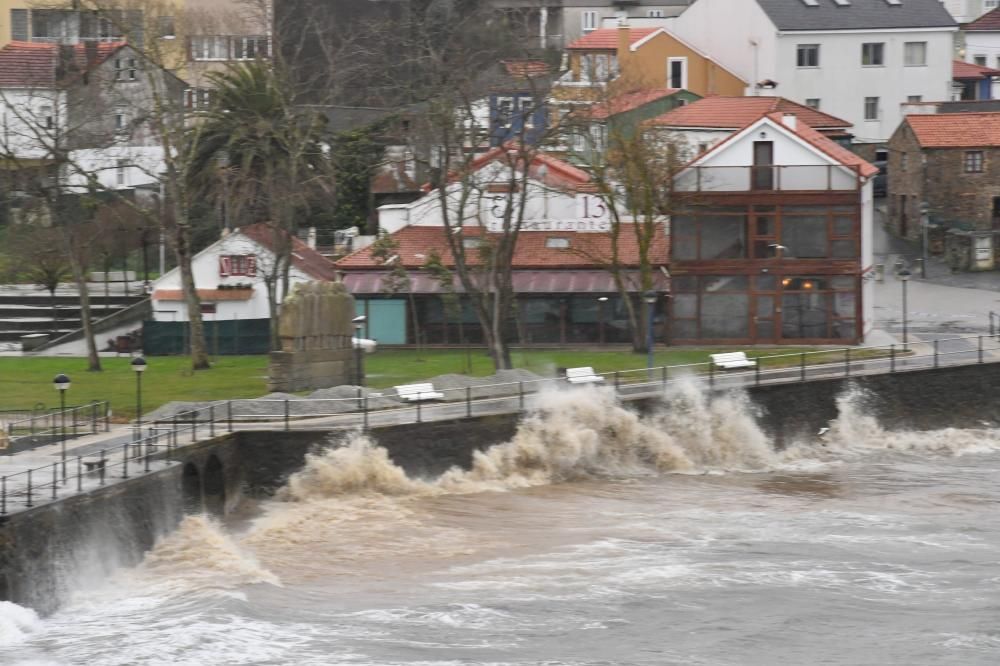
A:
0 346 893 419
0 356 269 420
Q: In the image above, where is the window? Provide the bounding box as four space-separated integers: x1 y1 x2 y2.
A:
904 41 926 66
495 97 513 129
520 98 535 129
974 55 987 66
581 53 617 82
39 105 53 130
186 88 213 109
545 237 570 249
964 150 984 173
901 153 908 171
667 57 687 89
804 98 820 109
114 108 127 132
116 159 127 186
114 57 137 81
988 0 999 8
190 35 228 60
462 237 481 249
796 44 819 67
157 16 175 39
233 36 268 60
861 42 884 66
582 10 597 32
907 95 923 103
864 97 879 121
218 254 257 277
648 9 665 17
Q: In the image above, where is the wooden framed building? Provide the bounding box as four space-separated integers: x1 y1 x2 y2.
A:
669 111 878 345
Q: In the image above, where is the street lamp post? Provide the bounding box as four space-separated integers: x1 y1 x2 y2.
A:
597 296 609 345
131 356 147 442
352 315 367 387
898 268 911 351
643 291 657 377
53 373 70 481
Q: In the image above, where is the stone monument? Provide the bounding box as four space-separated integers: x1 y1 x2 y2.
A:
267 281 356 392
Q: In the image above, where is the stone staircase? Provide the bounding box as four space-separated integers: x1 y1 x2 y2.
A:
0 287 146 343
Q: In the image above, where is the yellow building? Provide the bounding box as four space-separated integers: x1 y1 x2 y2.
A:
0 0 269 98
554 24 745 102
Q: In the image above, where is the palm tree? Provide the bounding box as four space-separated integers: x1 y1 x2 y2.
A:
189 61 331 348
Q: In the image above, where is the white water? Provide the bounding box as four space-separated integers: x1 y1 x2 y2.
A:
4 383 1000 665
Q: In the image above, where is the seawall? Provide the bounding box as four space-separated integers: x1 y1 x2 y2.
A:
2 363 999 614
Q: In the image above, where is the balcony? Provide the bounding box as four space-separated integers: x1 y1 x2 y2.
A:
675 165 863 193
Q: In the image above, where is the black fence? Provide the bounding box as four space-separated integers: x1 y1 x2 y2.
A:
143 318 271 356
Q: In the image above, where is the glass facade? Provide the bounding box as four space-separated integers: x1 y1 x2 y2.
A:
669 200 862 344
363 294 645 346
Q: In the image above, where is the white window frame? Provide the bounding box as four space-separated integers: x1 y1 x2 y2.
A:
861 42 884 67
647 9 665 18
582 10 597 33
796 44 820 68
190 35 229 61
667 57 688 89
114 108 127 132
116 159 127 186
863 97 879 121
804 98 820 109
903 41 926 67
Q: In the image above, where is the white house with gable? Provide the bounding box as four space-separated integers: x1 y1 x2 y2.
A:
150 224 336 322
669 111 877 344
670 0 957 155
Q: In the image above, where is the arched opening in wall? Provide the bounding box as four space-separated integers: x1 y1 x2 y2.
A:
202 455 226 516
182 463 203 514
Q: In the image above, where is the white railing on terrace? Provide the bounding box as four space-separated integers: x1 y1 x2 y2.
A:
676 165 862 193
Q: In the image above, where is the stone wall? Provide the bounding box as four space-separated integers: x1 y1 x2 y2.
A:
267 281 356 392
888 120 1000 240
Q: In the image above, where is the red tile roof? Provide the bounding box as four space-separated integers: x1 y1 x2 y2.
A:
953 59 1000 79
501 59 550 78
580 89 683 120
567 27 659 50
335 225 667 271
238 223 338 281
965 8 1000 30
905 112 1000 148
0 41 125 87
440 147 594 193
766 112 878 179
647 96 852 131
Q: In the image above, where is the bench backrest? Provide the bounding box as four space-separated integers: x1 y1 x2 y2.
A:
711 352 749 362
396 383 436 395
566 367 598 378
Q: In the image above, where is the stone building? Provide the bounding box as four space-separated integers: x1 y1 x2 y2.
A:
887 112 1000 270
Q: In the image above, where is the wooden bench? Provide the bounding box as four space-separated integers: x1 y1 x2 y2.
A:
565 367 605 384
710 352 757 370
394 382 445 402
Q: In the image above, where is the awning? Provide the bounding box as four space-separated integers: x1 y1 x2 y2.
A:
153 289 254 302
342 270 668 295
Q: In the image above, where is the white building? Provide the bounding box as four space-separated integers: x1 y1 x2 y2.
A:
943 0 998 24
150 224 336 322
963 8 1000 82
670 0 957 153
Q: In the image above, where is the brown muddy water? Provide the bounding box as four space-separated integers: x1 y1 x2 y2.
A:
1 385 998 665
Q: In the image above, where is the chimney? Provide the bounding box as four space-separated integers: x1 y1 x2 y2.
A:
617 19 630 64
783 113 797 130
307 226 317 249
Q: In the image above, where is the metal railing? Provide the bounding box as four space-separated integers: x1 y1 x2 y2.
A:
2 333 999 516
6 401 111 441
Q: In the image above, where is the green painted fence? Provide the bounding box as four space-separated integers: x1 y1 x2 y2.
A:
142 318 271 356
